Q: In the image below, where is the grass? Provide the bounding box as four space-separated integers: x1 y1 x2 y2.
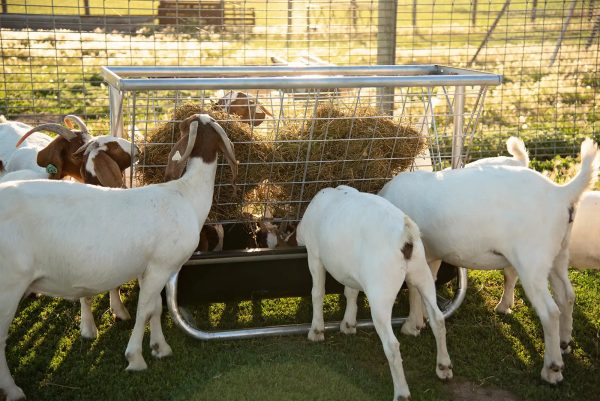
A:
6 268 599 401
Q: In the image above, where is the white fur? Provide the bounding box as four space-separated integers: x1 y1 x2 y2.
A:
466 136 529 168
0 125 138 339
0 115 225 401
377 138 598 385
0 169 48 182
467 139 600 333
0 118 51 177
297 185 452 401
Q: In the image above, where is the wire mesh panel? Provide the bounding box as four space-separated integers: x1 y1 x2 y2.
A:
0 1 597 160
103 65 500 225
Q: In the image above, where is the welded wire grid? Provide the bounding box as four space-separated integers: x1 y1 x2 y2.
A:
0 0 598 161
123 83 486 224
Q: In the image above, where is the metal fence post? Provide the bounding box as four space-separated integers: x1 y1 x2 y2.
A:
376 0 397 114
109 86 124 138
452 85 466 169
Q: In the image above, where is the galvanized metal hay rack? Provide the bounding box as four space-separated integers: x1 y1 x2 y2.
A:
102 65 501 340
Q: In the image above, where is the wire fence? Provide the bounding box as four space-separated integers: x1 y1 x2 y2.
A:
0 0 598 159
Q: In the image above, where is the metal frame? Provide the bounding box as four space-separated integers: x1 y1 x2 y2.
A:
166 251 468 340
103 64 501 340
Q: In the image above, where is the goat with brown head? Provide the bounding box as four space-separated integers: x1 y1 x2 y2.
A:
164 113 238 184
15 115 91 181
216 91 273 126
75 136 139 188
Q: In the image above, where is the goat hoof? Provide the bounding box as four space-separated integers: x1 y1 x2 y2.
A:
308 328 325 342
494 303 513 314
151 342 173 358
400 322 421 337
340 321 357 335
560 341 573 354
125 352 148 371
396 395 411 401
541 364 564 384
113 309 131 321
436 363 453 381
80 325 98 340
4 385 26 401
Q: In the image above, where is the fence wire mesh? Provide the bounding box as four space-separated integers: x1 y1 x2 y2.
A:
0 0 598 160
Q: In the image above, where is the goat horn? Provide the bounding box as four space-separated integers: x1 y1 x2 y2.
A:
63 115 90 137
15 124 77 148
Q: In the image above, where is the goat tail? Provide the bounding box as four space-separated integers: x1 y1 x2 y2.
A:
506 136 530 166
400 215 420 260
562 138 599 205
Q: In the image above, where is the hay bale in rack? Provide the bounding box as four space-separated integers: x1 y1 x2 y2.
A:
271 103 427 214
136 103 274 221
136 102 426 222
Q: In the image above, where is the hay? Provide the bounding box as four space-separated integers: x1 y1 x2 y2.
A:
270 103 427 208
136 102 426 221
136 103 274 220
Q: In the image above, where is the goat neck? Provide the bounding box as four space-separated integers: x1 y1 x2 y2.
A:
164 114 237 227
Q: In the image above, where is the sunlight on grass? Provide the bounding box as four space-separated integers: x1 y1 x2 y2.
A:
208 303 226 327
48 334 75 371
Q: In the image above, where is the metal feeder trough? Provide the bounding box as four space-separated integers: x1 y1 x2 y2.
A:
102 64 501 340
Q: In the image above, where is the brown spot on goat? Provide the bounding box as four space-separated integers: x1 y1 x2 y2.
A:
77 141 137 188
401 242 414 260
216 91 273 126
198 225 222 252
36 131 87 181
164 114 238 185
18 119 90 182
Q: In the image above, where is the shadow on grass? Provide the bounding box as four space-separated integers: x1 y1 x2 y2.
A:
5 270 599 401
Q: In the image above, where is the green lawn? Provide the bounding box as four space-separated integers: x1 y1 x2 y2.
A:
6 268 599 401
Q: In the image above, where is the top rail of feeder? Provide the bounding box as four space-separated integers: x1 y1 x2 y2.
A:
101 65 502 91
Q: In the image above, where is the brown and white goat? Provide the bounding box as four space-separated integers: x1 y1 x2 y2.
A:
215 91 273 126
12 116 139 338
0 114 236 401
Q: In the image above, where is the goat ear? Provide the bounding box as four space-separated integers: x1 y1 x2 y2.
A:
206 119 237 183
91 151 125 188
164 133 190 182
36 139 67 179
256 102 273 118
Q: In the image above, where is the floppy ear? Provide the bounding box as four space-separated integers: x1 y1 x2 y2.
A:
36 139 68 179
206 118 238 190
90 151 125 188
164 133 191 182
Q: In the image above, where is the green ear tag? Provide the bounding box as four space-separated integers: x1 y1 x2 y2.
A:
46 164 58 175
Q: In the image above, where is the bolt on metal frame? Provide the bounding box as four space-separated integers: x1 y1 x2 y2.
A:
102 64 501 340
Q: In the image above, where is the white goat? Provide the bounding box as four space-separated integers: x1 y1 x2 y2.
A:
0 116 51 177
0 114 237 401
297 185 452 401
463 138 600 316
376 138 598 385
465 136 529 168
